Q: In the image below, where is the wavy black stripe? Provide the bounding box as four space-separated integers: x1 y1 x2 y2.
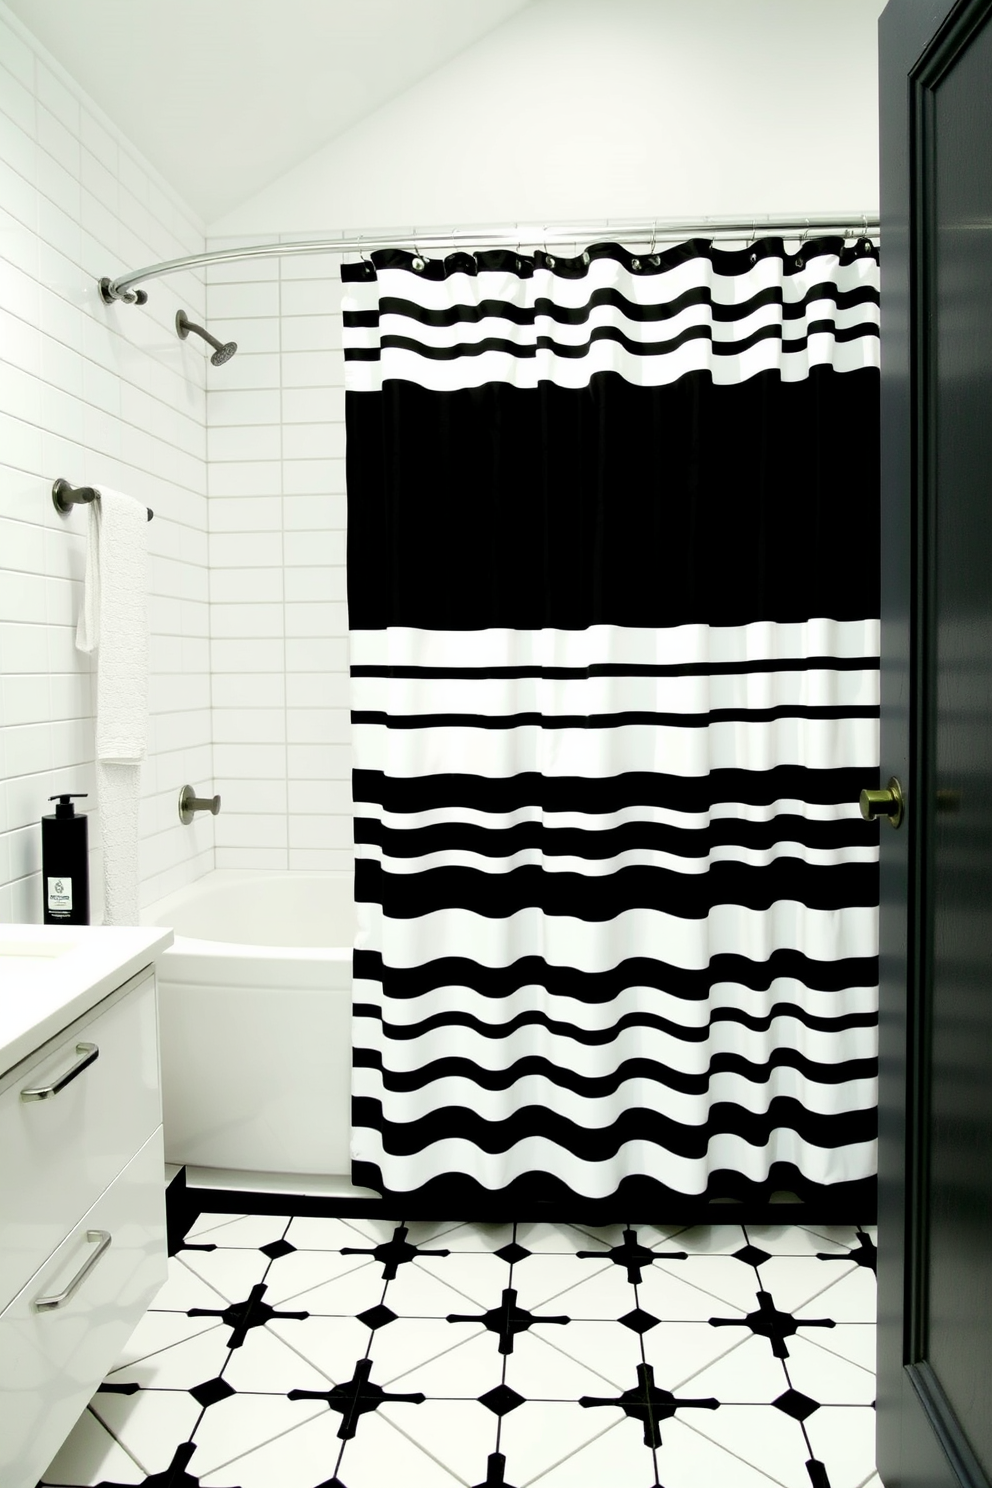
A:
355 318 880 365
354 1002 876 1043
354 1049 877 1095
353 1097 877 1156
355 860 879 916
368 281 880 332
354 816 876 857
351 656 879 680
353 949 878 999
353 768 880 815
352 705 879 729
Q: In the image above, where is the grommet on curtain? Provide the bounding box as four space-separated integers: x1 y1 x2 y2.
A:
630 257 642 271
582 251 591 266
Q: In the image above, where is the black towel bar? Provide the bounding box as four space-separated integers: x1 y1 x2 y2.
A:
52 478 154 522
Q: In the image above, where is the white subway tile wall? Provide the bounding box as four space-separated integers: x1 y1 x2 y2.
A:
205 236 352 871
0 3 214 922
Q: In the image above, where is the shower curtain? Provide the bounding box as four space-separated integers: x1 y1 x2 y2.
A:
342 235 880 1208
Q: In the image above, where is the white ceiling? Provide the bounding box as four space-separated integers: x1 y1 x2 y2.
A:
6 0 536 222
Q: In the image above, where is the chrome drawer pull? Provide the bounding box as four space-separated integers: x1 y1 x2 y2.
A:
20 1042 99 1101
32 1229 112 1312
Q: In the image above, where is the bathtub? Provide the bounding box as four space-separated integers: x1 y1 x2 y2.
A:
145 870 356 1178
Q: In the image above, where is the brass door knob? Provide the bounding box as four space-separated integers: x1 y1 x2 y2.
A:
860 776 905 828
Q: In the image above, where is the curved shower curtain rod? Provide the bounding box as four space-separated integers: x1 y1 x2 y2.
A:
98 211 880 303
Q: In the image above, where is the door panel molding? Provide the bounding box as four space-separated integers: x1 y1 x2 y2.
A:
878 0 992 1484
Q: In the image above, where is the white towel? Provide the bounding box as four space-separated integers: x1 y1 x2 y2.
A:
76 489 149 926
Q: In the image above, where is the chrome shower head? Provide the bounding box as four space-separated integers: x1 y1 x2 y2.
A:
176 309 238 366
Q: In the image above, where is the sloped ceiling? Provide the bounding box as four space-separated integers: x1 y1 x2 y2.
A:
5 0 536 222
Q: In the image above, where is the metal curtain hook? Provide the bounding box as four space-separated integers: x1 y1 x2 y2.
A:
649 220 657 255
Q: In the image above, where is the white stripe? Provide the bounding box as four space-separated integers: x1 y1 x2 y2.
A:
345 249 878 320
351 668 879 717
356 903 878 971
356 1017 875 1073
349 620 880 670
354 802 869 829
353 977 879 1030
376 296 878 354
350 1129 878 1195
360 844 879 874
346 331 879 394
353 1069 877 1124
353 717 880 777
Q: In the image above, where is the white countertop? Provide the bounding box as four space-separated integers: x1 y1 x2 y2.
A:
0 923 174 1079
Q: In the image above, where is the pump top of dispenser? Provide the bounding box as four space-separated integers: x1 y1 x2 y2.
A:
48 793 88 818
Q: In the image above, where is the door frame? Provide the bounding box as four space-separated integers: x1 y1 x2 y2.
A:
877 1 992 1484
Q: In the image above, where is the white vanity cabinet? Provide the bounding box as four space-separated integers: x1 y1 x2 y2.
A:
0 962 169 1488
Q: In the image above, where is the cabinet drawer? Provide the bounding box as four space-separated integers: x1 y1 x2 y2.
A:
0 973 161 1309
0 1125 166 1488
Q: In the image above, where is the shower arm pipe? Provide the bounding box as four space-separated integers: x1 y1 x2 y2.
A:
98 212 880 302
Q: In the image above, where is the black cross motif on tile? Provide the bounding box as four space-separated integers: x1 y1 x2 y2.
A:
339 1223 451 1280
575 1227 687 1284
816 1232 876 1274
471 1450 519 1488
579 1361 718 1448
709 1289 835 1358
288 1354 426 1439
446 1286 570 1353
187 1281 308 1348
76 1440 238 1487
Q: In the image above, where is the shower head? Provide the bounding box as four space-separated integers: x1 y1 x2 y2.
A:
176 309 238 366
209 340 238 367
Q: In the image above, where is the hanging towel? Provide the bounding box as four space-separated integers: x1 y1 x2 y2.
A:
76 488 149 926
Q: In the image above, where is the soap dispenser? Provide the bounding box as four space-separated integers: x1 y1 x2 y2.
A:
42 794 90 925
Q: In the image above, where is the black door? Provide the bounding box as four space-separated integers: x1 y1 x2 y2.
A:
877 1 992 1484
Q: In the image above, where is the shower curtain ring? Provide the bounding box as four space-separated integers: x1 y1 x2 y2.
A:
542 228 555 269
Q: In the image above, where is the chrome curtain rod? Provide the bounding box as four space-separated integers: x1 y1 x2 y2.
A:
98 212 880 303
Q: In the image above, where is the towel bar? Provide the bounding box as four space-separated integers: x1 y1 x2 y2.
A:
52 478 154 522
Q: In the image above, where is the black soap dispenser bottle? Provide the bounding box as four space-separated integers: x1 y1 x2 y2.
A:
42 794 90 925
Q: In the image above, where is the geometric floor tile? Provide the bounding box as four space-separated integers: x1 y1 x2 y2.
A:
262 1249 381 1312
684 1403 816 1487
794 1266 878 1324
783 1334 877 1407
187 1394 327 1477
496 1400 625 1485
40 1408 146 1487
143 1255 234 1313
329 1407 466 1488
804 1407 879 1488
183 1213 291 1249
40 1210 878 1488
196 1407 344 1488
668 1331 793 1403
87 1392 204 1477
106 1319 232 1391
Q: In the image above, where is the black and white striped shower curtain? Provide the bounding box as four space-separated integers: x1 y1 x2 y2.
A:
342 236 880 1208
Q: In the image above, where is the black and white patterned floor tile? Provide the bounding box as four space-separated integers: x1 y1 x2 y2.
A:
39 1215 880 1488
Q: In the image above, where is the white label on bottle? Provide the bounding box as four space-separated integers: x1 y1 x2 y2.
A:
47 877 72 912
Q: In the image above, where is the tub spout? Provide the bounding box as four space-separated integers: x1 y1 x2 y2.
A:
178 785 221 825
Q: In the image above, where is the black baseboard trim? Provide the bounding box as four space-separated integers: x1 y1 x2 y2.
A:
165 1166 876 1241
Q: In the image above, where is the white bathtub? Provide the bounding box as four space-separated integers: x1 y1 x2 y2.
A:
145 870 356 1178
